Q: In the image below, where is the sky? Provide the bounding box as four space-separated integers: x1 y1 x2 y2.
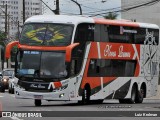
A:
42 0 121 18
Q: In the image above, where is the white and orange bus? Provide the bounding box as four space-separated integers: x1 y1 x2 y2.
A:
5 15 159 106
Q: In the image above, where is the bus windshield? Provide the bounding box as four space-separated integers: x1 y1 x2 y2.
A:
20 23 74 46
17 51 68 79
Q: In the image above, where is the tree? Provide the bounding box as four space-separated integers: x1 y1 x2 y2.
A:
104 12 118 20
0 31 6 46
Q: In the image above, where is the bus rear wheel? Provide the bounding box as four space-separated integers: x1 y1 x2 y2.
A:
119 99 128 103
34 99 42 106
135 85 145 103
128 86 137 104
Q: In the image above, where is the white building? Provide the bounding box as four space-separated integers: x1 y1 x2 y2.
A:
0 0 42 38
121 0 160 26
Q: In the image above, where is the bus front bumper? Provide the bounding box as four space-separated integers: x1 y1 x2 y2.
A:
14 86 70 101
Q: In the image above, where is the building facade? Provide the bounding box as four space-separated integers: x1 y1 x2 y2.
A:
121 0 160 26
0 0 42 38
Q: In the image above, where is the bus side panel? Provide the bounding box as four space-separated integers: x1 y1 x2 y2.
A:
140 44 159 98
78 42 140 100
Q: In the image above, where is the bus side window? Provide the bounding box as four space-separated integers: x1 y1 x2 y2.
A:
101 25 109 42
108 26 136 43
88 59 136 77
124 61 136 77
94 24 109 42
72 23 94 76
134 28 146 44
94 25 100 42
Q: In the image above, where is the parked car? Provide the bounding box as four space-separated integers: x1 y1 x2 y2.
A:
0 68 14 93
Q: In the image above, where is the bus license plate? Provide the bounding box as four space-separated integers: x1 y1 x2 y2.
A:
34 95 43 99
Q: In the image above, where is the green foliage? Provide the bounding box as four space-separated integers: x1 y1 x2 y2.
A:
104 12 118 20
0 31 6 46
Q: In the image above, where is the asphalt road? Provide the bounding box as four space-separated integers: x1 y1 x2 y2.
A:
0 90 160 120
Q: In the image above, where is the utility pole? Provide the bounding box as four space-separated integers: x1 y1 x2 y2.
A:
71 0 82 15
8 14 10 37
23 0 25 23
5 4 7 35
17 21 20 38
53 0 60 15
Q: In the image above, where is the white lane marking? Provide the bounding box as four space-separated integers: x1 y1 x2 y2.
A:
0 96 4 97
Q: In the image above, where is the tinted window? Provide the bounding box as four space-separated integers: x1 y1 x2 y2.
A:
88 59 136 77
134 28 145 44
74 23 94 43
94 24 109 42
94 24 159 45
108 26 136 43
72 23 94 75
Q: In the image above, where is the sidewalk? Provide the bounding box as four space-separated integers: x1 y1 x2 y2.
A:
147 85 160 99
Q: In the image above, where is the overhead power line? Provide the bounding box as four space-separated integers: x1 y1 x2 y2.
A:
89 0 160 17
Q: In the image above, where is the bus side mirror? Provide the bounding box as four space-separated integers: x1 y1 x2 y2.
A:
5 41 19 59
65 43 79 62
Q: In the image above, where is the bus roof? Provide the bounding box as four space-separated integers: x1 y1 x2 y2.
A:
25 15 159 29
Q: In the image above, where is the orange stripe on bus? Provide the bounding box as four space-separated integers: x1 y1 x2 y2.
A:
19 45 66 51
94 18 140 27
19 43 79 62
54 82 62 88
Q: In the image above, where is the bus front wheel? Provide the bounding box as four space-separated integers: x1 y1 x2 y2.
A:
34 99 42 106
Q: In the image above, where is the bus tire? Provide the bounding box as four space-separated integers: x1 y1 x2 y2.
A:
91 100 104 104
128 86 137 104
82 85 91 104
119 99 128 103
11 88 14 94
34 99 42 106
0 87 5 93
8 88 11 93
135 85 145 103
95 100 104 104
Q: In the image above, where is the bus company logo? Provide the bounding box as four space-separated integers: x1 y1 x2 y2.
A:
118 45 131 58
104 45 116 57
30 84 46 89
104 45 131 58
